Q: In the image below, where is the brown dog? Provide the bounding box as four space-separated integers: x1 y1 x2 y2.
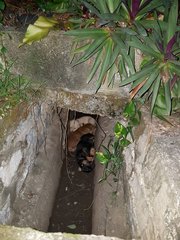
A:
67 124 96 152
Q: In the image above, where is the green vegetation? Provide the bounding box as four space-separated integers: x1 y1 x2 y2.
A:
96 101 141 182
19 0 179 118
0 0 5 23
36 0 82 14
0 39 32 118
65 0 180 117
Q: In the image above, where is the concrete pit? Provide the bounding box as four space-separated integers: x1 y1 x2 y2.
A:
0 100 179 240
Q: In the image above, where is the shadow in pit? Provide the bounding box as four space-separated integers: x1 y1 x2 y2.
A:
48 149 94 234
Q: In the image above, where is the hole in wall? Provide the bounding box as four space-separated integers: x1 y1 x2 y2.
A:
48 110 98 234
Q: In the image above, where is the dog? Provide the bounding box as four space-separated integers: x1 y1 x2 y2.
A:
76 134 95 173
67 124 96 152
69 116 96 132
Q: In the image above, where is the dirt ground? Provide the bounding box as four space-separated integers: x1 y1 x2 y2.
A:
48 154 94 234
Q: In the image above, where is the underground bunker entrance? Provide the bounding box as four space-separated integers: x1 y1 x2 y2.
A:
48 110 98 234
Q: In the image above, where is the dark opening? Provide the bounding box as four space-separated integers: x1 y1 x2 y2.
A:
48 110 98 234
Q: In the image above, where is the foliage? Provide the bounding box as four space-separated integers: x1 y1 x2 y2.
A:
65 0 135 90
17 0 180 117
36 0 82 14
65 0 180 116
96 100 141 182
0 41 32 118
153 81 180 116
120 0 180 116
0 0 5 23
19 16 58 47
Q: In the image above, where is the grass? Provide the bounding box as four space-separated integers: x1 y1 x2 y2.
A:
0 41 34 118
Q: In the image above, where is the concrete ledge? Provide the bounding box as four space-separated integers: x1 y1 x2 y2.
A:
2 30 129 97
0 225 126 240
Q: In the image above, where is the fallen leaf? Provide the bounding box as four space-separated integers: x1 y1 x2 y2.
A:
67 224 76 229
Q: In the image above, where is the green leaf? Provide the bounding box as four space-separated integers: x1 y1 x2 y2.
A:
140 19 167 31
107 64 118 87
164 81 171 115
73 42 91 54
151 74 161 113
97 0 109 13
129 115 141 126
96 39 113 90
169 63 180 76
118 56 128 79
120 138 131 147
134 21 147 37
19 25 49 47
67 224 76 230
75 36 108 65
112 32 135 74
166 0 178 44
101 145 112 159
123 101 136 118
137 0 163 18
0 46 7 54
19 16 58 47
96 152 109 165
99 13 121 21
106 0 119 13
33 16 58 28
171 80 180 98
65 28 109 38
137 67 159 97
131 76 147 89
114 122 128 138
0 1 5 10
128 37 161 59
107 44 121 70
87 50 102 83
82 1 101 17
120 64 156 86
120 28 137 36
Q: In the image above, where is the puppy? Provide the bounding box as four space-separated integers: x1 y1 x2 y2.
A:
67 124 96 152
69 116 96 132
76 134 95 173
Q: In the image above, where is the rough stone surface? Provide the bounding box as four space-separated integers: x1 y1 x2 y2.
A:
0 225 126 240
2 30 129 97
124 113 180 240
92 117 131 239
0 101 67 230
44 88 126 117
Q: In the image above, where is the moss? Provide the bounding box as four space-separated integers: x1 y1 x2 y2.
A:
0 102 29 147
45 88 127 117
63 232 80 239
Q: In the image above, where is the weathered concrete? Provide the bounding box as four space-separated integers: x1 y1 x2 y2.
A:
0 101 68 230
124 113 180 240
0 225 125 240
44 88 126 117
92 117 131 239
2 30 129 97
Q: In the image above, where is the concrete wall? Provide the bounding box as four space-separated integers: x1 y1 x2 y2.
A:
0 225 124 240
2 30 129 97
0 98 179 240
124 113 180 239
92 116 131 239
0 101 67 231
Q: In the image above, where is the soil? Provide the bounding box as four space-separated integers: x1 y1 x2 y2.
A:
48 154 94 234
